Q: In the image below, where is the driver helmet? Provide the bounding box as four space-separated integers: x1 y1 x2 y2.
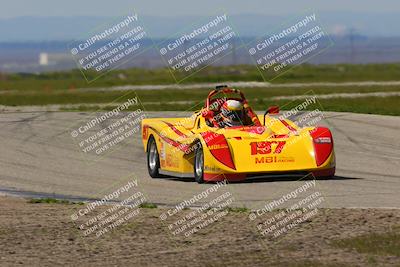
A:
220 99 244 126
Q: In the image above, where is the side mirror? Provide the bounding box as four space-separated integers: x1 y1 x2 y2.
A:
263 105 279 125
267 105 279 114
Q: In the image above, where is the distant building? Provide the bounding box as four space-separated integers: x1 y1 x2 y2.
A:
39 53 49 66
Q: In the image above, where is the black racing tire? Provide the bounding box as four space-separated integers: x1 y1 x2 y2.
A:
147 136 161 178
194 142 205 184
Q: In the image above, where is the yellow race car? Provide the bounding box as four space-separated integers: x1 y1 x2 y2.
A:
141 85 335 183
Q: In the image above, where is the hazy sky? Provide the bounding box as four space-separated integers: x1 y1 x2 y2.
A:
1 0 400 18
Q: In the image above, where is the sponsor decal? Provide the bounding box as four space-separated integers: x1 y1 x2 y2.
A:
159 139 166 160
255 156 295 164
250 141 286 155
209 144 229 150
142 125 149 140
166 153 179 168
204 165 222 172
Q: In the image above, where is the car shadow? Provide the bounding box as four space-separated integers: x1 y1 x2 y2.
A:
234 175 362 184
161 175 363 184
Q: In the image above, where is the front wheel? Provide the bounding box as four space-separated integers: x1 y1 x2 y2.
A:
194 143 205 184
147 137 161 178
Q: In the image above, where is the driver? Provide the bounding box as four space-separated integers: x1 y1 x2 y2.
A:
219 100 246 127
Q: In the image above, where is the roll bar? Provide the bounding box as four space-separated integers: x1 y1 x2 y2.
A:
204 85 261 126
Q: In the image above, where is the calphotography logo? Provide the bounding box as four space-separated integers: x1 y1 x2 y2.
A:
245 12 334 80
159 180 235 237
69 11 150 82
249 177 325 240
68 92 147 162
71 178 146 238
158 13 238 82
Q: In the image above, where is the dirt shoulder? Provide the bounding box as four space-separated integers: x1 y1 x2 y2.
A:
1 196 400 267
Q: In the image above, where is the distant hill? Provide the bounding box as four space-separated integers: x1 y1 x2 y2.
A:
0 11 399 42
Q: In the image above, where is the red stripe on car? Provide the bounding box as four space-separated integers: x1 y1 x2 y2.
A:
270 134 289 138
159 134 191 154
162 121 188 138
201 132 236 170
310 127 334 166
238 126 265 134
279 119 297 133
148 126 191 154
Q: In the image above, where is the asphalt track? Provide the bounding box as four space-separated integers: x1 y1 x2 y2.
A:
0 110 399 209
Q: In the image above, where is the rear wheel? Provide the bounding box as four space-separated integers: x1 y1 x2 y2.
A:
147 136 161 178
194 143 205 184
